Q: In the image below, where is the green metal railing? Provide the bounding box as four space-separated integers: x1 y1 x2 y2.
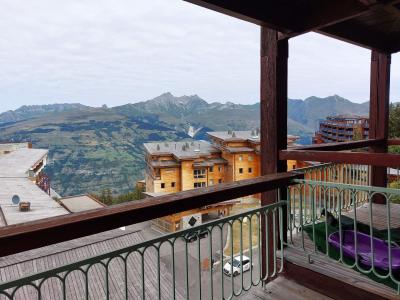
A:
0 202 285 300
289 163 371 229
286 179 400 293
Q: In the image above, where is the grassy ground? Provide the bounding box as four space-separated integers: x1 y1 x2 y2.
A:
224 201 261 257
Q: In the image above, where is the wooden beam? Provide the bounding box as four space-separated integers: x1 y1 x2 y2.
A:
317 22 392 53
280 150 400 168
260 27 288 280
278 1 371 40
388 139 400 146
290 139 383 152
184 0 370 34
0 172 302 257
370 50 391 203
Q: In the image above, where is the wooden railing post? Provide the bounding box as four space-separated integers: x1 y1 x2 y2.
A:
369 50 391 204
260 27 288 281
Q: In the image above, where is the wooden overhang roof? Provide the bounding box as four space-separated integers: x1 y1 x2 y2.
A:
185 0 400 53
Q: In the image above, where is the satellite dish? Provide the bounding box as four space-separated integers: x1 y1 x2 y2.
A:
12 195 20 205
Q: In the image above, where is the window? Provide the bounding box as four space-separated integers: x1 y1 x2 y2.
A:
292 165 296 170
238 155 243 162
161 183 165 189
218 166 222 172
209 166 214 172
248 155 253 162
239 168 243 174
248 168 252 173
171 182 175 188
218 179 222 184
209 179 214 186
194 169 206 178
194 182 206 188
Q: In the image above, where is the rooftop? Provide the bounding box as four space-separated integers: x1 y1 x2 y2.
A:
144 141 220 160
207 131 261 143
59 195 105 213
0 178 68 226
0 146 68 227
0 148 48 177
207 131 300 145
326 115 369 121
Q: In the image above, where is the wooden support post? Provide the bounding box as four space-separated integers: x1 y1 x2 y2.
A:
369 50 391 204
260 27 288 280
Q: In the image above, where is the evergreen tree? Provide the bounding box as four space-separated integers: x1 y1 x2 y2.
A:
389 103 400 138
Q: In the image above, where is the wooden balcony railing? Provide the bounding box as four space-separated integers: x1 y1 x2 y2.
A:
280 139 400 168
0 172 303 257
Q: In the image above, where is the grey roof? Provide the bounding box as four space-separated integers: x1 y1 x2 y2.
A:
207 131 260 143
150 160 180 168
224 146 255 153
59 195 105 213
208 131 300 145
0 178 68 226
143 191 171 197
193 158 228 167
0 147 68 226
0 148 48 177
144 141 220 159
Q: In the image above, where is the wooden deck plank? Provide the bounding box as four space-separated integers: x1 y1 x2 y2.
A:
238 276 333 299
0 229 183 300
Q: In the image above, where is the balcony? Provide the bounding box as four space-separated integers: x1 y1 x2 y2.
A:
0 0 398 298
1 158 400 299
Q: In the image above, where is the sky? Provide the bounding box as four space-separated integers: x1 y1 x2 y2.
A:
0 0 398 113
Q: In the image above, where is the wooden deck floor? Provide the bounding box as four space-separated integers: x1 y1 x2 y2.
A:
238 276 333 300
0 224 184 300
285 202 400 299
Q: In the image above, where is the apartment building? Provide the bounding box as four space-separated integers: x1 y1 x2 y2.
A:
313 115 369 144
144 131 300 194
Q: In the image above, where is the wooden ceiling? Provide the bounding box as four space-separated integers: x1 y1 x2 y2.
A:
185 0 400 53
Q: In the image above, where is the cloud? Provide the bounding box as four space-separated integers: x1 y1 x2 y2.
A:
0 0 398 112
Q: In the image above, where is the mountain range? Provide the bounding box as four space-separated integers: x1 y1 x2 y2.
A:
0 93 369 196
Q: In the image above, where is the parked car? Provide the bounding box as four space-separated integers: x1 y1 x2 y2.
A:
223 255 252 276
185 230 208 243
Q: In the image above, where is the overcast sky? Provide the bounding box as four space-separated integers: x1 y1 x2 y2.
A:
0 0 398 113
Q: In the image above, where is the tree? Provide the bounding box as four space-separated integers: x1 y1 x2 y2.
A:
389 103 400 138
93 186 145 206
389 181 400 204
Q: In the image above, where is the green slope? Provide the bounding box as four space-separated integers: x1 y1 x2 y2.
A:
0 93 369 196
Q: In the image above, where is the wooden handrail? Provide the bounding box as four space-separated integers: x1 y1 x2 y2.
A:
0 172 303 257
280 149 400 168
388 139 400 146
290 139 383 152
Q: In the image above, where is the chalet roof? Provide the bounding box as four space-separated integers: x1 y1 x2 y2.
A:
149 160 181 168
224 146 255 153
207 131 260 143
0 147 68 226
185 0 400 53
327 115 369 121
144 141 220 160
59 195 105 213
0 178 68 226
0 148 48 177
208 131 299 145
193 158 228 167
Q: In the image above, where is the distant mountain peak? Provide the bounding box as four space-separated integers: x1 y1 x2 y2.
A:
0 103 91 124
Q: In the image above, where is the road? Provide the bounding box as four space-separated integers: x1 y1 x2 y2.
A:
142 224 264 299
